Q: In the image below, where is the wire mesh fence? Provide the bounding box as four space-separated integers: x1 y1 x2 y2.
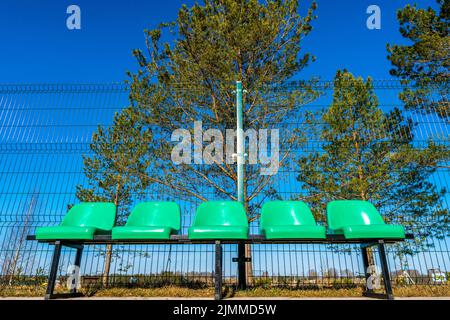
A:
0 81 448 294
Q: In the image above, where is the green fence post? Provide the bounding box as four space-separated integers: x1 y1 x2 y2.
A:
236 81 247 290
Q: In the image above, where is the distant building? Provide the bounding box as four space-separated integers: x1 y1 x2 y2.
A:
428 269 447 284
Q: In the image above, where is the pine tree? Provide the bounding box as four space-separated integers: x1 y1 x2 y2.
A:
127 0 319 283
76 107 152 286
297 71 449 257
387 0 449 119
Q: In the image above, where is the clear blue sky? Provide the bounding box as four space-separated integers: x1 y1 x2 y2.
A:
0 0 438 83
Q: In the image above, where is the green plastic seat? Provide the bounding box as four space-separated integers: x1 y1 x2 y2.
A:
327 200 405 239
112 202 181 240
188 201 249 240
260 201 326 239
36 202 116 240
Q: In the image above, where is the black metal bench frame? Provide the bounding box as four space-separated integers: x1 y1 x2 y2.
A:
26 234 413 300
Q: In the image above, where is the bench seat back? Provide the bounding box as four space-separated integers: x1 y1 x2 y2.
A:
61 202 116 231
126 202 180 231
192 201 248 227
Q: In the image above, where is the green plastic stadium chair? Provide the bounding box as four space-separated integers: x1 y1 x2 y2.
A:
188 201 249 240
112 202 181 240
260 201 326 239
36 202 116 240
327 200 405 239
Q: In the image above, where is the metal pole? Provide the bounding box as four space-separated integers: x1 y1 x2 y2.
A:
236 81 247 289
236 81 244 204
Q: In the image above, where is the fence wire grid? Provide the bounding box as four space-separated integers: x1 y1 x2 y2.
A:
0 81 449 293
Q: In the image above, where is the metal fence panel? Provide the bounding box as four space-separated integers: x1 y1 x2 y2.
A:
0 82 448 293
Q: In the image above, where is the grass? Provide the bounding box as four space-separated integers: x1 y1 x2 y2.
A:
1 284 450 298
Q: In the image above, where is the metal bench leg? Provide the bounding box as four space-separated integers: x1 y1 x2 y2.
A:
71 245 84 295
45 241 62 300
214 240 223 300
378 241 394 300
237 242 247 290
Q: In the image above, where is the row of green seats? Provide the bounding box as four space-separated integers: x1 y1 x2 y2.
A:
36 200 405 241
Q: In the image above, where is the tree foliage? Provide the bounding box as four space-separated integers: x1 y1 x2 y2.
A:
76 107 153 285
297 71 449 246
128 0 320 220
76 107 153 222
387 0 449 119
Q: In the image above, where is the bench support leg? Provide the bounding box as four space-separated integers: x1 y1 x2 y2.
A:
362 242 395 300
237 242 247 290
70 245 84 295
214 241 223 300
378 241 394 300
45 241 62 300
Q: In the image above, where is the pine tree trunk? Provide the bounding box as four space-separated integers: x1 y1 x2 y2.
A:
102 244 113 287
102 184 120 287
352 132 376 278
245 243 253 285
243 184 253 286
366 248 376 268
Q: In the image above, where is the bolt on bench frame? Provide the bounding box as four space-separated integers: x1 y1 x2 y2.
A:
27 233 413 300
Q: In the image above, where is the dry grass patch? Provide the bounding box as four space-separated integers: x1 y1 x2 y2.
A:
394 285 450 297
232 287 364 298
0 285 62 297
1 285 449 298
93 286 214 298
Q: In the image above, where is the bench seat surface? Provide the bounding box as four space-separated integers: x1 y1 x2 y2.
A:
340 224 405 239
264 225 326 239
188 225 248 240
36 226 96 240
112 226 173 240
